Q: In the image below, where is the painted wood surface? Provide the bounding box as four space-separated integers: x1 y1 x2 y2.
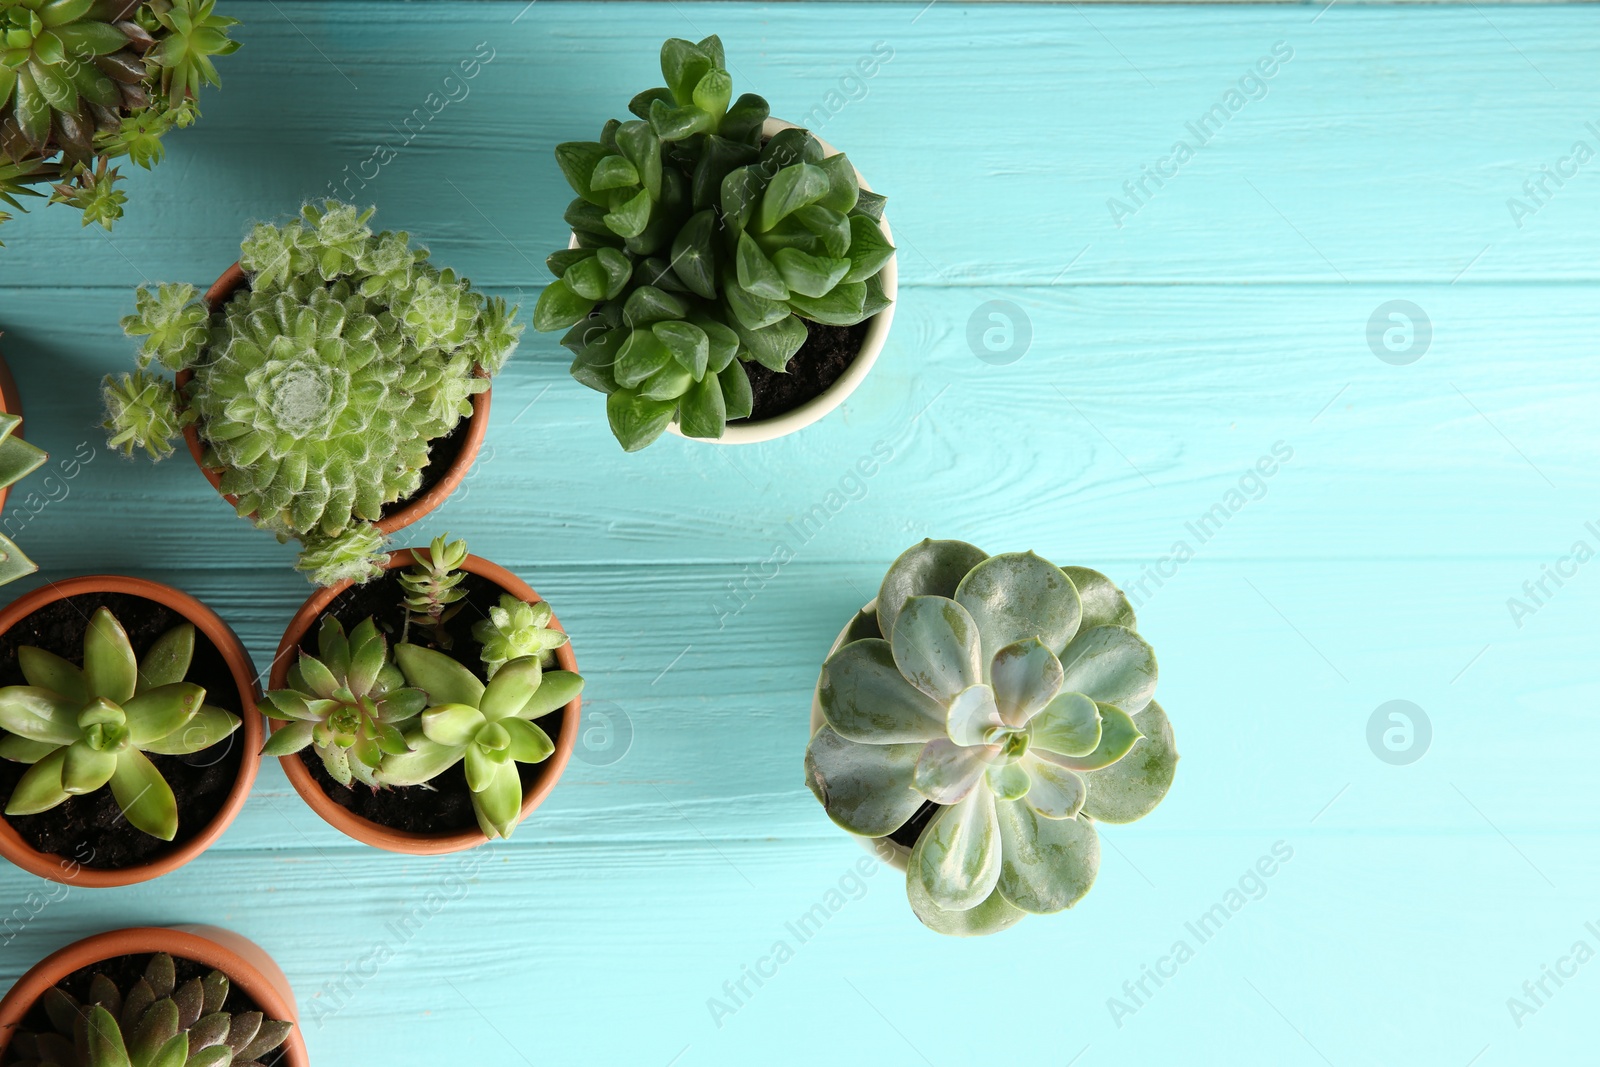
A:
1 3 1597 1064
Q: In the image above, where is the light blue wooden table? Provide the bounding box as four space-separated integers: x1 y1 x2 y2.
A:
1 2 1596 1063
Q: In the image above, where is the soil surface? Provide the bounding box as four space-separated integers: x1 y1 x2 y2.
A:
6 953 287 1067
0 592 245 870
401 411 469 518
288 568 566 835
737 316 872 423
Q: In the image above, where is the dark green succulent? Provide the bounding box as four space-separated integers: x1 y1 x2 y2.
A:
532 34 894 451
0 0 239 239
6 952 293 1067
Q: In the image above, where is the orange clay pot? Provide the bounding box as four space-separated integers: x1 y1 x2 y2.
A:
174 262 492 535
0 925 309 1066
268 550 581 855
0 348 25 516
0 576 262 887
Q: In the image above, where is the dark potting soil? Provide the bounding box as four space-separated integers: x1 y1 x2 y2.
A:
400 412 469 519
291 568 565 835
888 801 938 851
736 316 872 423
0 592 245 870
6 953 288 1067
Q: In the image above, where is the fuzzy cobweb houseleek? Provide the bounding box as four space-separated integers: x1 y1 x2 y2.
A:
805 540 1179 936
4 951 293 1067
100 201 523 586
0 607 240 841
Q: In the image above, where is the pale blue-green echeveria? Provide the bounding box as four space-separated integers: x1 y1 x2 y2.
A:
805 539 1178 936
0 607 240 841
377 645 584 840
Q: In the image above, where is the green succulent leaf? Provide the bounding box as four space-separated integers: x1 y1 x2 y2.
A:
954 552 1082 666
110 749 179 841
994 802 1099 914
421 703 487 747
989 637 1064 728
0 686 80 744
84 606 138 704
473 757 525 839
803 725 923 838
516 669 584 719
1062 566 1137 631
379 735 465 787
913 736 998 805
501 716 555 763
122 683 204 746
606 388 676 452
393 643 485 708
1080 701 1178 824
5 748 70 815
818 638 945 745
944 684 1004 749
890 596 983 705
876 539 989 639
1026 691 1101 758
907 874 1027 938
1038 703 1143 772
677 370 726 440
908 784 1001 912
1019 755 1086 820
1057 625 1158 716
136 624 196 693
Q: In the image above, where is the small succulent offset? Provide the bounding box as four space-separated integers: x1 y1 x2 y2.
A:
6 952 292 1067
472 594 568 679
379 644 585 840
805 540 1179 936
0 0 240 239
259 616 426 789
533 35 895 451
0 607 241 841
100 202 523 586
0 410 49 585
399 534 468 647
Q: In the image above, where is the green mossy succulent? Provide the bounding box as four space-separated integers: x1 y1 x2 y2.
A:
805 540 1179 936
0 409 49 585
6 951 293 1067
532 35 894 451
0 607 240 841
100 201 523 586
260 615 426 789
379 645 584 840
0 0 240 240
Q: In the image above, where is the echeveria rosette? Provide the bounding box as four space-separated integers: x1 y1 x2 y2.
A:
472 593 569 679
100 201 524 586
377 645 584 840
6 951 294 1067
260 616 426 790
531 34 894 451
805 540 1179 936
0 607 240 841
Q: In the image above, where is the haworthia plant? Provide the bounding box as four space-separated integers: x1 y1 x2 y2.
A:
805 540 1179 936
0 607 240 841
0 0 240 239
5 951 293 1067
0 410 48 585
100 202 523 586
532 34 895 451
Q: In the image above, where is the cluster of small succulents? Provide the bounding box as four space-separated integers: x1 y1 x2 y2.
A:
99 202 523 586
0 0 240 239
261 537 584 839
805 540 1179 936
533 35 894 451
0 411 48 585
6 952 292 1067
0 606 240 842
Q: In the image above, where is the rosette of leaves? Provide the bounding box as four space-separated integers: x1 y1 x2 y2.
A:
531 35 895 451
0 0 240 240
471 593 568 679
377 645 584 840
100 201 524 586
805 540 1179 936
260 615 426 789
0 607 240 841
0 410 49 585
6 951 293 1067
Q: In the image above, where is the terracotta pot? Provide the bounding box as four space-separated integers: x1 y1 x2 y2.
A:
0 348 25 517
174 262 492 535
567 117 897 446
0 576 263 887
810 597 912 872
269 549 581 854
0 925 309 1066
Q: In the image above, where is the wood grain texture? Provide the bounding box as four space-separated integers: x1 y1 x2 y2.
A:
1 2 1597 1064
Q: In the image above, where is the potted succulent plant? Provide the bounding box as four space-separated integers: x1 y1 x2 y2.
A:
0 925 306 1066
263 535 584 853
100 201 523 585
805 540 1179 936
0 350 47 584
0 0 240 239
0 575 261 887
533 35 897 450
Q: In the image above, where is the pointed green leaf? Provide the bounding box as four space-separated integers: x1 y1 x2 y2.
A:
517 669 583 720
954 552 1081 666
606 388 676 452
803 725 923 838
1063 566 1136 631
17 647 85 704
136 624 194 693
1038 703 1142 772
677 370 726 440
123 683 205 746
393 644 484 708
772 248 850 299
142 705 239 755
757 163 830 232
1027 691 1101 758
110 750 179 840
718 361 754 421
533 279 595 333
473 757 525 839
818 638 945 744
85 607 137 703
0 734 58 762
480 658 543 721
501 717 555 763
877 539 988 639
261 719 316 757
0 685 80 743
994 801 1099 914
844 214 895 284
1057 625 1158 715
85 1005 132 1067
736 231 789 300
5 748 69 815
816 153 860 213
421 703 487 746
378 735 465 787
1081 701 1178 824
62 742 117 795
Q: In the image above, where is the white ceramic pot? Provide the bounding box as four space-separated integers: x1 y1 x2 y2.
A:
810 597 914 871
570 117 897 446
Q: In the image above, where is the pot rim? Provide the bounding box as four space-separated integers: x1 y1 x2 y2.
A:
268 549 581 855
174 262 492 535
0 925 309 1067
0 575 262 886
568 117 897 447
810 596 912 871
